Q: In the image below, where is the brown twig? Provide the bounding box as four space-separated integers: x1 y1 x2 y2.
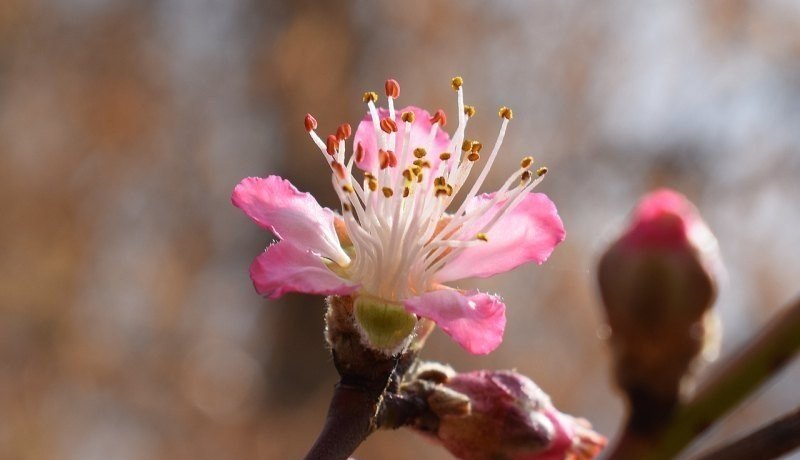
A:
693 406 800 460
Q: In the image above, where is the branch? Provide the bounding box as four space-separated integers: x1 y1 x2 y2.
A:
653 296 800 458
694 406 800 460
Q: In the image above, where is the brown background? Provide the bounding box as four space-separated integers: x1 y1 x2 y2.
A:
1 0 799 459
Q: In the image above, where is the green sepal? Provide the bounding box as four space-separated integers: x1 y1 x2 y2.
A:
354 295 417 352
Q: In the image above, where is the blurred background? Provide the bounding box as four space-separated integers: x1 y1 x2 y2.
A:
2 0 800 458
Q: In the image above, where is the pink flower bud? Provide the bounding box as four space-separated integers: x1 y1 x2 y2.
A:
598 189 722 412
429 370 606 460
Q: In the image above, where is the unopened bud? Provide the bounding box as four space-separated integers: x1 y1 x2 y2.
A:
427 370 606 460
597 189 722 416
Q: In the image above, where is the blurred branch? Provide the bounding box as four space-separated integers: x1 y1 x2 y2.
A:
607 295 800 460
693 406 800 460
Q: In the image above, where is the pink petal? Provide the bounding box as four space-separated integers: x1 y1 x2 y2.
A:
404 289 506 355
435 193 565 283
352 106 451 174
249 241 359 299
232 176 350 265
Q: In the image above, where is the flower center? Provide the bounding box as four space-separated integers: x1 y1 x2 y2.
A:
305 77 549 301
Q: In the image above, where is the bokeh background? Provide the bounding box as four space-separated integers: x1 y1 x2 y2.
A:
2 0 800 458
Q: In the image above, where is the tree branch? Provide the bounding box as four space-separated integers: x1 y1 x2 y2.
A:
694 406 800 460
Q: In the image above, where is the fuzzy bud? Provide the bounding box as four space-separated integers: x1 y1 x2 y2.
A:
424 370 606 460
597 189 722 421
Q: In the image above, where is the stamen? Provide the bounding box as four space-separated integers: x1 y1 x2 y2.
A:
413 148 427 158
520 156 534 169
382 187 394 198
380 117 398 133
304 114 317 132
337 123 352 140
476 233 489 242
439 152 452 161
537 166 548 177
430 109 447 126
367 177 378 191
363 91 378 103
461 139 473 151
355 143 365 163
385 79 400 99
326 135 338 156
471 141 482 153
520 170 532 183
464 105 476 117
342 183 354 193
498 106 513 119
451 76 463 90
378 149 398 169
343 203 352 212
401 111 415 123
402 187 410 198
467 152 480 162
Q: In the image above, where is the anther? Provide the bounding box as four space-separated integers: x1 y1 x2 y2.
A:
380 117 398 133
476 233 489 242
355 143 365 163
379 149 398 169
464 105 476 117
520 156 534 169
520 170 532 183
413 159 431 168
401 111 415 123
439 152 452 161
434 176 446 187
470 141 482 153
368 178 378 191
326 135 338 156
331 161 346 180
402 169 413 181
342 183 354 193
435 186 449 197
385 79 400 98
343 203 352 212
402 187 410 198
336 123 352 140
451 76 463 90
499 106 513 119
304 114 318 132
536 166 549 177
467 152 480 162
430 109 447 126
413 148 427 158
461 139 473 151
362 91 378 103
382 187 394 198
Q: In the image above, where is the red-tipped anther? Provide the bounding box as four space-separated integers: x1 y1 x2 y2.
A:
331 161 347 180
304 114 318 132
380 117 398 133
337 123 352 140
379 149 397 169
385 79 400 98
355 143 365 163
430 109 447 127
326 134 338 156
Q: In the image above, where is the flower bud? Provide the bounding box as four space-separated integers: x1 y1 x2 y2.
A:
426 370 606 460
597 189 722 418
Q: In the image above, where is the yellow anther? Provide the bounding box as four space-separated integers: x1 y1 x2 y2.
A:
476 233 489 242
498 106 513 119
342 183 354 193
401 111 415 123
435 186 449 197
433 176 446 187
362 91 379 103
467 152 480 162
368 178 378 192
382 187 394 198
410 165 422 176
471 141 482 153
536 166 548 177
439 152 452 161
520 156 534 169
343 203 352 212
402 169 413 181
413 147 427 158
402 187 410 198
461 139 473 151
464 105 476 117
451 76 463 90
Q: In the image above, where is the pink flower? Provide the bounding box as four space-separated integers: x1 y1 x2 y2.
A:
232 77 565 355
